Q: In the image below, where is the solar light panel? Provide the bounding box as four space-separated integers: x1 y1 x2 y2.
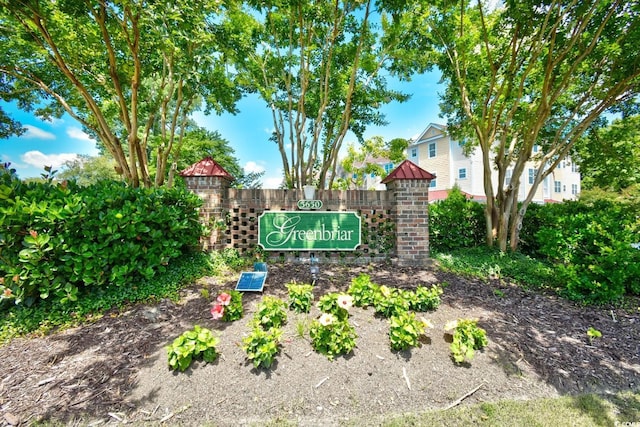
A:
235 271 267 292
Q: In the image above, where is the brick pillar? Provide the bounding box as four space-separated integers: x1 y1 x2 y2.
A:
183 176 231 250
386 179 431 266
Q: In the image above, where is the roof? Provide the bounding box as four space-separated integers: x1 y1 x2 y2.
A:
179 157 234 179
410 123 447 144
381 160 436 183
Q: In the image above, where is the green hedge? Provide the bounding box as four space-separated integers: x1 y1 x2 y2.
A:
429 187 485 252
0 172 204 307
523 199 640 303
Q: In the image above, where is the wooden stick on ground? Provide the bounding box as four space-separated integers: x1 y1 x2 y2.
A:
445 383 484 410
402 367 411 391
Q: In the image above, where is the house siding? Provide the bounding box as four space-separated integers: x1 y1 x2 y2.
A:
409 123 581 203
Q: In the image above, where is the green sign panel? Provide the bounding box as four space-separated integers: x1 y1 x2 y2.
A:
258 211 361 251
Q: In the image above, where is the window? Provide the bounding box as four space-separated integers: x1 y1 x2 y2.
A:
370 172 375 178
410 148 417 158
458 168 467 179
384 163 394 174
554 181 561 193
428 142 436 158
572 184 578 195
533 145 540 153
528 168 535 184
352 173 358 179
429 179 437 188
571 162 578 173
506 169 512 186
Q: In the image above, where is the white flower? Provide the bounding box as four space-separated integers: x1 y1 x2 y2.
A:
318 313 336 326
337 294 353 310
421 317 434 329
444 320 458 331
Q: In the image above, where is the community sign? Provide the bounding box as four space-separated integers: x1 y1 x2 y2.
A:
258 211 361 251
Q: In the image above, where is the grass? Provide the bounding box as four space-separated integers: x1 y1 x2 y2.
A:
343 391 640 427
433 247 562 290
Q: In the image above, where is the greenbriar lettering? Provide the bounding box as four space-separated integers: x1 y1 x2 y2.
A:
259 211 361 250
265 216 354 248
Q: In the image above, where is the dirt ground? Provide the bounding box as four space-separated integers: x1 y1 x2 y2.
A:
1 262 639 426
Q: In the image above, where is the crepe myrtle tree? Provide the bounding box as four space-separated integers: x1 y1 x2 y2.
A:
241 0 434 189
0 0 256 187
425 0 640 251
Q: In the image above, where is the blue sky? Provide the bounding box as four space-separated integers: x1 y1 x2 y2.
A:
1 70 443 187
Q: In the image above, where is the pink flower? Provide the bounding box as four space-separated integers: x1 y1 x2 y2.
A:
210 303 224 320
217 292 232 306
337 294 353 310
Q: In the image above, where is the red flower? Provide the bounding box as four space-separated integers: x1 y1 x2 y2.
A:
29 230 38 239
210 304 224 320
217 292 232 306
3 288 11 297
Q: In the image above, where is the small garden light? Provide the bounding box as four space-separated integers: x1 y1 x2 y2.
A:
310 255 320 284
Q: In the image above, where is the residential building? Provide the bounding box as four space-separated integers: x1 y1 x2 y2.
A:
407 123 581 203
336 156 396 190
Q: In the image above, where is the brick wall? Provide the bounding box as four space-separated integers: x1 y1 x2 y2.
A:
184 176 431 266
386 179 431 265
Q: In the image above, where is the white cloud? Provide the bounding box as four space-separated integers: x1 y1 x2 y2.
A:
23 125 56 140
67 127 94 142
244 161 265 174
263 176 283 189
21 151 78 169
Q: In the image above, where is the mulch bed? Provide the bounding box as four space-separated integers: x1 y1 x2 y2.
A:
1 262 638 426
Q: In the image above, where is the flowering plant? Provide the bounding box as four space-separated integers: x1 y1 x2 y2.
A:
373 285 409 318
406 284 443 312
286 282 314 313
317 292 352 321
347 273 380 307
242 326 283 369
210 290 243 322
252 296 288 330
444 319 488 364
166 325 219 371
389 311 432 351
309 313 357 360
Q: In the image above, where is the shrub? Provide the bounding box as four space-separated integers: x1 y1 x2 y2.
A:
211 290 243 322
429 186 485 252
347 273 380 307
0 178 204 307
317 293 353 321
286 282 314 313
242 326 283 369
253 296 288 330
533 199 640 303
309 314 357 360
389 311 431 351
445 319 488 364
373 285 409 318
167 325 219 372
406 285 443 312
